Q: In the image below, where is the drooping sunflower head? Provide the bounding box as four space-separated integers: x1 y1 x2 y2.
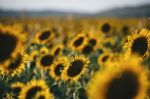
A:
1 47 28 77
62 55 90 82
69 33 88 51
50 56 69 81
87 56 149 99
0 29 21 65
35 29 55 44
123 29 150 59
19 79 50 99
37 53 55 70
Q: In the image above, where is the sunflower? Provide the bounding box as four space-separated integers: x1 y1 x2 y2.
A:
87 32 100 51
62 55 90 82
34 91 52 99
35 29 55 44
81 44 94 55
99 21 114 35
11 82 25 94
0 28 22 66
87 56 148 99
37 53 55 70
121 25 130 35
0 47 28 77
97 52 113 67
123 29 150 59
19 79 50 99
51 44 64 56
50 56 69 81
69 33 88 51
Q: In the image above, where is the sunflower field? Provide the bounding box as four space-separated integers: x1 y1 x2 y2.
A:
0 17 150 99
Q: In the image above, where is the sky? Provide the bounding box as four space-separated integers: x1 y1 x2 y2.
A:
0 0 150 13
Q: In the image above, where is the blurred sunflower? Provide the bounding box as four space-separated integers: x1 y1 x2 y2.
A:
87 56 148 99
69 33 88 51
0 28 22 66
87 33 100 51
99 21 114 35
121 25 130 35
123 29 150 59
19 79 50 99
1 47 28 77
34 91 52 99
37 53 54 70
50 56 69 81
81 44 94 55
51 44 64 56
11 82 25 94
35 29 55 44
62 55 90 82
97 52 113 67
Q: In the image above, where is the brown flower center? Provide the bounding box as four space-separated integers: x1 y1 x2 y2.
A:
67 60 84 77
131 37 148 56
105 71 139 99
0 33 18 63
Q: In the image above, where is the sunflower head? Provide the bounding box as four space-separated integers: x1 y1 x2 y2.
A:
0 29 21 65
82 44 94 55
100 21 113 35
101 23 111 33
123 29 150 59
87 56 149 99
87 33 100 51
62 55 90 82
37 53 55 70
50 56 69 81
121 25 130 35
1 47 28 77
19 79 50 99
35 29 55 44
97 53 113 67
69 33 88 51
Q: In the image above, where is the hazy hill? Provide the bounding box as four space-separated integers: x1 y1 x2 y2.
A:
95 4 150 17
0 4 150 17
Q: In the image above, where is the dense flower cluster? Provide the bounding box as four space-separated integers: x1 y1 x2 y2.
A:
0 18 149 99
